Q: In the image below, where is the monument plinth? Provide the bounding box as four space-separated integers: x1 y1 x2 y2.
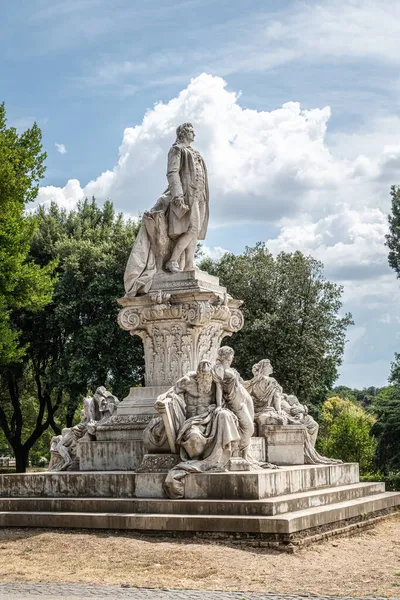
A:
2 122 400 549
118 270 243 388
78 269 244 470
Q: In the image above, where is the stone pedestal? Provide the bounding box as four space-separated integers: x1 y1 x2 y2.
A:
117 269 243 388
83 269 244 470
262 425 306 465
77 440 143 471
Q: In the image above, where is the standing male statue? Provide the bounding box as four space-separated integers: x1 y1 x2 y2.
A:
124 123 209 296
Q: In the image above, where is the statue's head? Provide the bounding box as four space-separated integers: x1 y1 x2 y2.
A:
217 346 235 366
99 391 118 415
176 122 195 145
197 359 212 375
196 359 213 394
50 435 62 450
94 386 107 400
252 359 273 377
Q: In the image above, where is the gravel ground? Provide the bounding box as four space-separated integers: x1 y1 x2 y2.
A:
0 584 396 600
0 514 399 597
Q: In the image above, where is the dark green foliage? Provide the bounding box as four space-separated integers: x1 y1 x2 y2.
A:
378 188 400 476
0 194 143 471
371 385 400 474
331 385 381 409
25 199 144 426
386 185 400 278
200 243 353 408
0 103 54 471
361 471 400 491
0 102 53 364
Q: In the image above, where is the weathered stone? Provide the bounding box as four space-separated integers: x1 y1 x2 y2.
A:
117 286 244 388
249 436 266 462
262 425 305 465
77 440 144 471
137 453 180 473
124 123 210 295
246 359 341 466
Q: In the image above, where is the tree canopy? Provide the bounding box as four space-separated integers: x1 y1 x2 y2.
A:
0 102 53 365
200 244 353 408
26 198 144 425
386 185 400 279
0 103 54 470
0 196 143 471
318 396 377 474
371 385 400 473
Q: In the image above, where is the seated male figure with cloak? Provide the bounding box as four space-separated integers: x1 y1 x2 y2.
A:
145 359 240 462
144 360 241 498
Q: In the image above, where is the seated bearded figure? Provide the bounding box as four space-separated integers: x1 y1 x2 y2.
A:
145 359 242 499
145 359 240 464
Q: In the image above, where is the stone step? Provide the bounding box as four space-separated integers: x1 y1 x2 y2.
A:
0 482 385 516
277 491 400 533
0 492 399 534
0 463 360 499
137 463 360 499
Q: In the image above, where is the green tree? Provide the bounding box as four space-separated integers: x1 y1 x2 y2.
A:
24 199 144 428
201 244 353 408
380 186 400 473
371 385 400 474
0 103 54 471
386 185 400 278
331 385 381 409
318 396 377 474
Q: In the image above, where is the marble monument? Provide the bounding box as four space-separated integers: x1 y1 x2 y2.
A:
4 122 399 549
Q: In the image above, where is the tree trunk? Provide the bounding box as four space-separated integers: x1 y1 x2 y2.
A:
66 396 79 428
14 446 28 473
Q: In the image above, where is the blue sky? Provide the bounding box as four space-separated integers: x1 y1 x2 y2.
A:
2 0 400 389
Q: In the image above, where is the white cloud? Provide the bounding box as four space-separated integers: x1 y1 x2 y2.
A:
36 72 400 387
38 72 395 231
55 143 67 154
38 73 348 223
37 73 395 284
200 245 228 261
266 205 389 281
38 179 84 210
80 0 400 94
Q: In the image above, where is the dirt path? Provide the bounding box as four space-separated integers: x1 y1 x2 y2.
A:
0 514 399 598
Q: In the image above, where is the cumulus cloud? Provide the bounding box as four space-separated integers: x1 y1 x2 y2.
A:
266 205 389 281
37 73 395 284
55 142 67 154
38 179 84 210
36 72 400 387
200 245 228 261
38 73 348 223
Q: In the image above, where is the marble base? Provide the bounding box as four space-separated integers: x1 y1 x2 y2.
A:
77 440 144 471
149 268 227 295
262 425 306 465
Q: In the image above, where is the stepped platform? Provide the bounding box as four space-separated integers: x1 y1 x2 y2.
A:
1 464 399 551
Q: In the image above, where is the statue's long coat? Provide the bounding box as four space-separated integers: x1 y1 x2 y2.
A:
166 143 209 240
124 143 209 296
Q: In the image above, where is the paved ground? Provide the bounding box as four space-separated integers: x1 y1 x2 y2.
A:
0 584 395 600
